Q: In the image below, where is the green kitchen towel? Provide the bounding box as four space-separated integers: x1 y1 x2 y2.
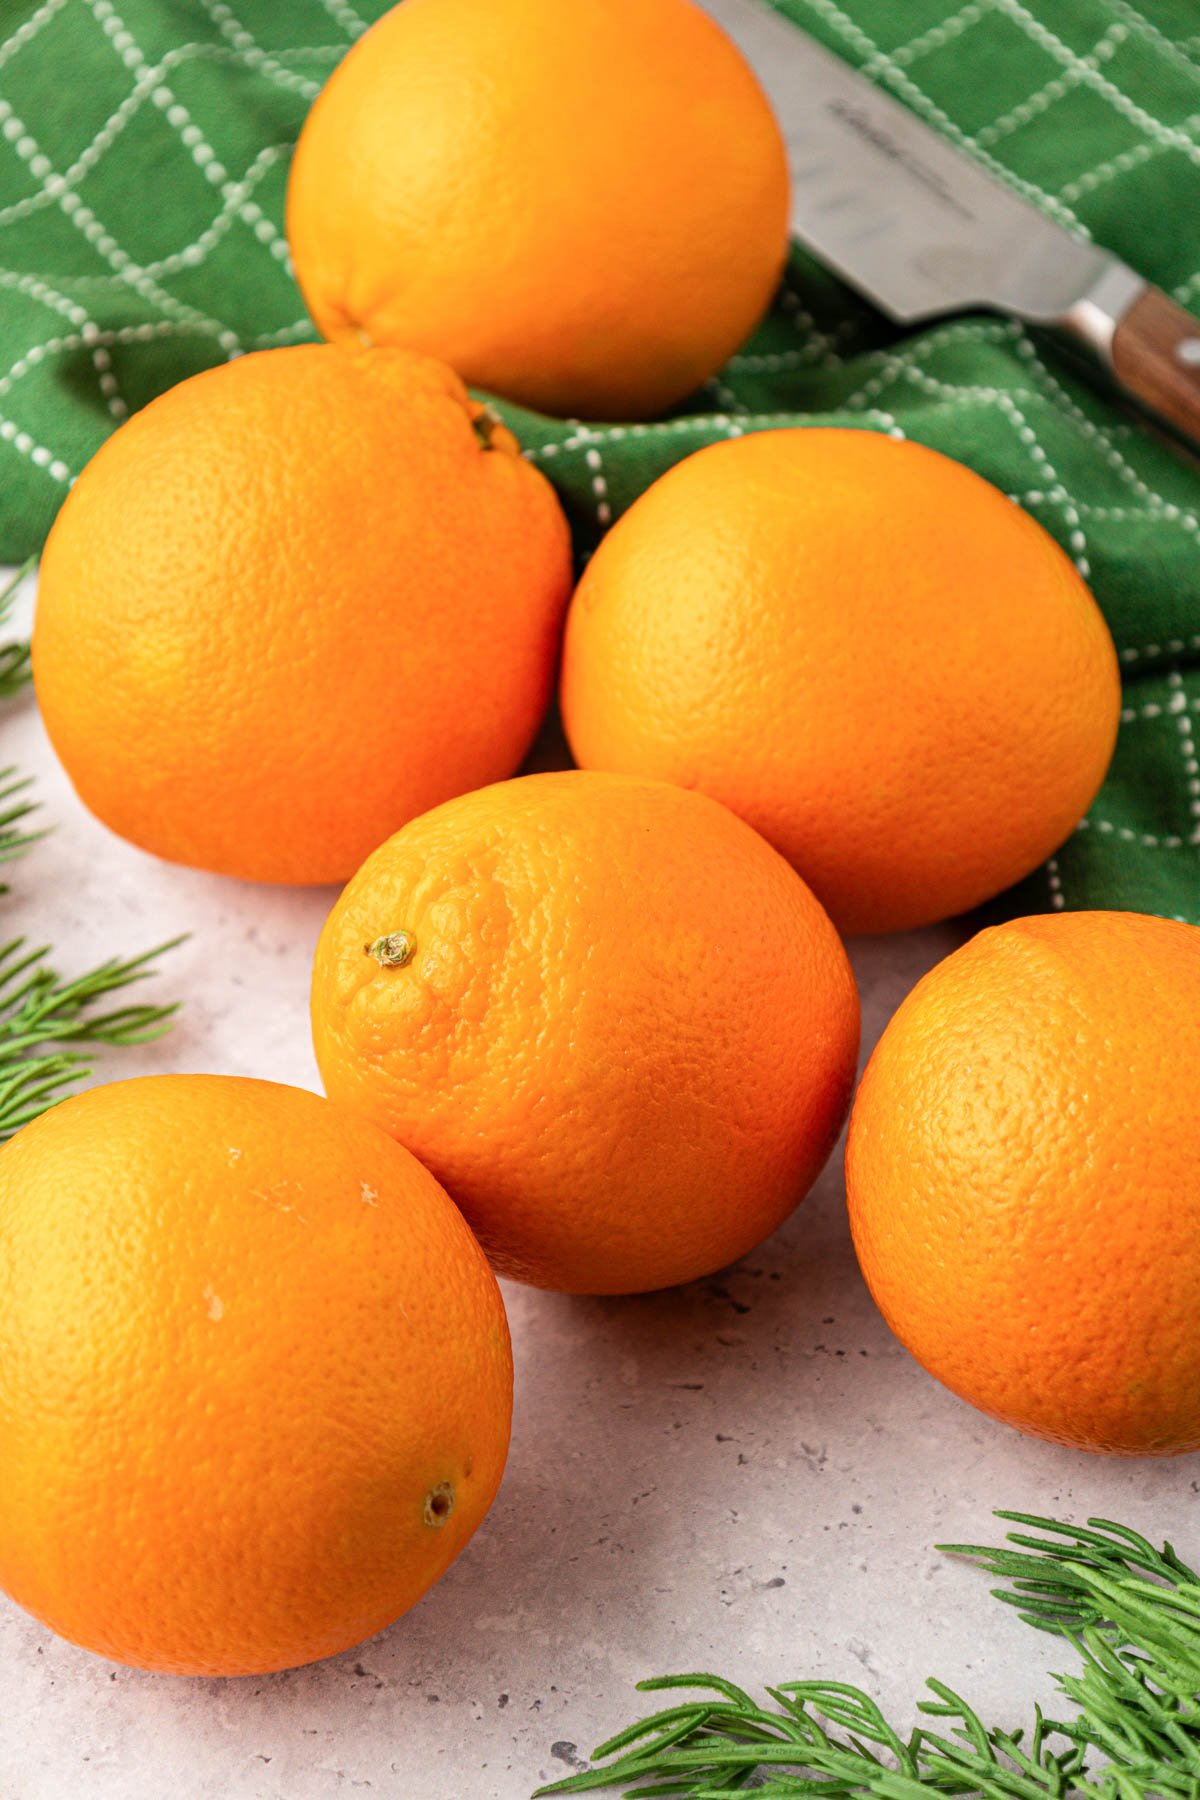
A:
1 0 1199 923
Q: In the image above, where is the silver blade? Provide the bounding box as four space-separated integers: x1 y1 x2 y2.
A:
710 0 1121 325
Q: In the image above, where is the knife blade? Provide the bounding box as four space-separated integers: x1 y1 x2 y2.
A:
712 0 1200 450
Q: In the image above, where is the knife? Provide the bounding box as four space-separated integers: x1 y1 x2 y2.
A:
713 0 1200 450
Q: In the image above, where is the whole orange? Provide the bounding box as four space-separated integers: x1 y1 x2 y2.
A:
311 770 859 1294
32 345 571 885
285 0 789 420
560 430 1121 934
0 1075 512 1675
846 911 1200 1456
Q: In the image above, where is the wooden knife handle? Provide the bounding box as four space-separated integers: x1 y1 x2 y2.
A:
1111 287 1200 448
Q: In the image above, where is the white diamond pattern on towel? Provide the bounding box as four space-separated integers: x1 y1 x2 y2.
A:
0 0 370 488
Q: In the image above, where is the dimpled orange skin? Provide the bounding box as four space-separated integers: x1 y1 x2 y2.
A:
311 771 860 1294
285 0 790 421
32 344 572 885
0 1076 513 1675
560 430 1121 935
846 912 1200 1456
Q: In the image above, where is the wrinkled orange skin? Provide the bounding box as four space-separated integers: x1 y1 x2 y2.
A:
285 0 790 420
32 345 572 885
0 1076 512 1674
311 771 860 1294
846 912 1200 1455
561 430 1121 934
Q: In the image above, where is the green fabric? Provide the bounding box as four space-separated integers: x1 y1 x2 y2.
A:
1 0 1199 923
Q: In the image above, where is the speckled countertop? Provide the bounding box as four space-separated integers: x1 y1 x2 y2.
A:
3 557 1198 1800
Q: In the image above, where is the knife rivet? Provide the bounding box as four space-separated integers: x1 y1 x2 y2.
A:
1177 338 1200 367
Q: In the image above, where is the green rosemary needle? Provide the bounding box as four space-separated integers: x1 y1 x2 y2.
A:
0 766 43 885
0 935 184 1138
535 1513 1200 1800
0 759 182 1136
0 556 34 701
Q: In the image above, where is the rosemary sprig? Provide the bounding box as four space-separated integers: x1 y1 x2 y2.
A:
535 1513 1200 1800
0 935 183 1138
0 556 34 699
0 766 43 884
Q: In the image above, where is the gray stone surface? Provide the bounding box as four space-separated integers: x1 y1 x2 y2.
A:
3 561 1198 1799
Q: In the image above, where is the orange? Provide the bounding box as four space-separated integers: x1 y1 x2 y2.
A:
32 344 571 885
311 770 859 1294
0 1075 512 1674
561 429 1121 935
285 0 789 421
846 911 1200 1456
